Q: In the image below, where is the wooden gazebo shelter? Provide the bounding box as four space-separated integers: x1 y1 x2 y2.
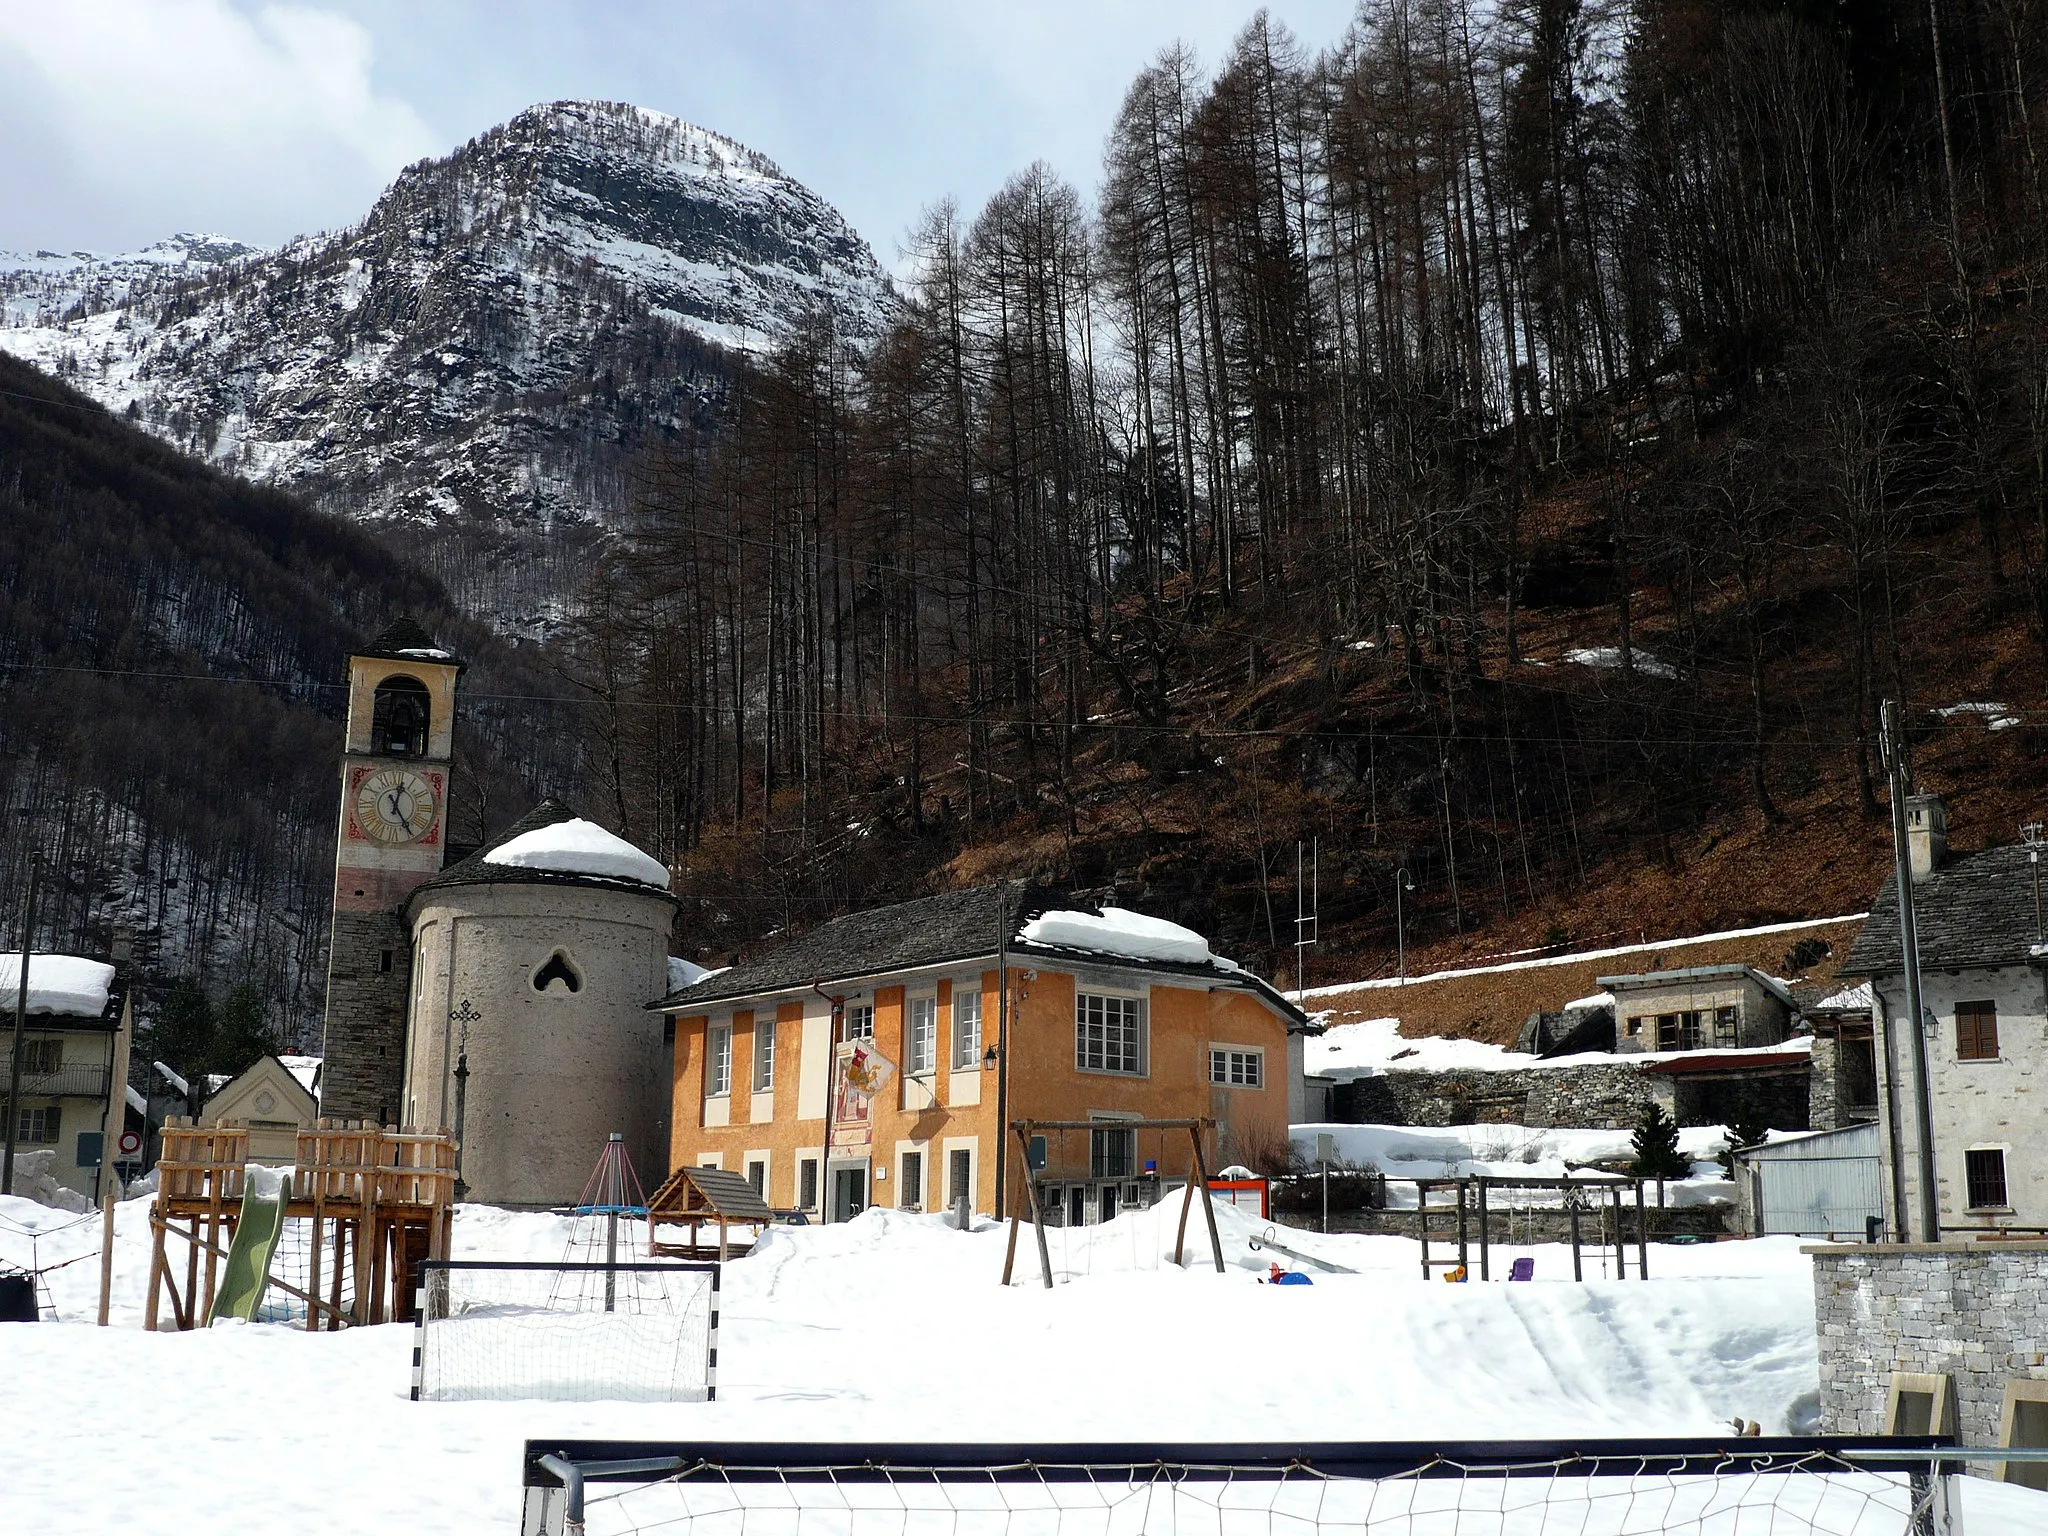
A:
645 1166 776 1260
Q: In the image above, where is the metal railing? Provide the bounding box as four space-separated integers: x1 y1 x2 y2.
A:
7 1064 111 1098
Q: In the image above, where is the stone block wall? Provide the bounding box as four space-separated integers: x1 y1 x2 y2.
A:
1525 1063 1676 1129
1330 1061 1677 1130
320 908 414 1124
1813 1245 2048 1446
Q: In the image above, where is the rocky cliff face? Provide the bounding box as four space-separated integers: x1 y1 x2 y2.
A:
0 102 893 626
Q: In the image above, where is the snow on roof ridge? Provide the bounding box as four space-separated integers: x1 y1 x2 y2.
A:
1019 906 1236 971
1300 913 1868 997
481 815 670 889
0 954 116 1016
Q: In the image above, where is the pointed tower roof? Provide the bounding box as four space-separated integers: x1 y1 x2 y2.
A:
356 614 466 670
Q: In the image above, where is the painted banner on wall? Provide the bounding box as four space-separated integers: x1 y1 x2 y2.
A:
829 1038 897 1153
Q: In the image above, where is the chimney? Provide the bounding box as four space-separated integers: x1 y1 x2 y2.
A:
1906 794 1948 883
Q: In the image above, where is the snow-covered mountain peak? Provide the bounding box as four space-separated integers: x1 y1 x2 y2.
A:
0 103 894 625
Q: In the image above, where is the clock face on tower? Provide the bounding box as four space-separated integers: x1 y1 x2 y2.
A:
354 766 438 845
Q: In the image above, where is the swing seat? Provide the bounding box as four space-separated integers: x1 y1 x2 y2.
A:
1508 1257 1535 1282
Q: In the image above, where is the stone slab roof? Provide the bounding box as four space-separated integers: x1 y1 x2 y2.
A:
658 882 1314 1030
355 613 466 670
402 798 680 918
1842 844 2048 977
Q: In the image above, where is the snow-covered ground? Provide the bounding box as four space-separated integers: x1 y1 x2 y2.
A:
1307 1013 1812 1079
6 1191 2042 1533
1292 1121 1737 1205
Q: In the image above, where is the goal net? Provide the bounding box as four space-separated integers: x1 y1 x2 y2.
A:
412 1260 717 1404
516 1440 1957 1536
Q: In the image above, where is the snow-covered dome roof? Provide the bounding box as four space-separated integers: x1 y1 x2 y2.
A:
407 798 678 914
482 816 670 889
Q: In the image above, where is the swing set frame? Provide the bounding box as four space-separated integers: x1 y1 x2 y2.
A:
1000 1117 1226 1288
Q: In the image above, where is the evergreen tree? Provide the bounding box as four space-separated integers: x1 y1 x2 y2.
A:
1629 1104 1690 1180
211 982 280 1076
144 977 214 1083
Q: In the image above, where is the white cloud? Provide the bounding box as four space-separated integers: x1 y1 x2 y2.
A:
0 0 437 249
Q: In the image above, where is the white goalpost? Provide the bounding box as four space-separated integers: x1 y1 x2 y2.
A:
411 1259 719 1403
515 1438 1967 1536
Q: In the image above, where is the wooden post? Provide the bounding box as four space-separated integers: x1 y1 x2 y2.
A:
1567 1179 1583 1282
354 1131 379 1325
1455 1178 1470 1276
200 1157 224 1323
1611 1188 1626 1279
1476 1179 1490 1281
1634 1178 1649 1279
1186 1124 1225 1274
1001 1205 1023 1285
183 1216 200 1325
143 1212 166 1331
1011 1124 1054 1289
328 1220 347 1331
1418 1180 1432 1280
1172 1161 1198 1268
97 1187 118 1326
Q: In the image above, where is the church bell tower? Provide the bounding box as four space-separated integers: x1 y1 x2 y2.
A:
319 616 464 1125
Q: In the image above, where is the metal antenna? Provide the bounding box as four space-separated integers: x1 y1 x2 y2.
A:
1293 838 1319 999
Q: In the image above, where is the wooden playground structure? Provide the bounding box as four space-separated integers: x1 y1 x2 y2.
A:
1002 1116 1226 1288
645 1164 776 1260
145 1118 456 1331
1407 1173 1652 1281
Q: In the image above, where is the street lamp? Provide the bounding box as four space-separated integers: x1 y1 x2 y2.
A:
1395 866 1416 983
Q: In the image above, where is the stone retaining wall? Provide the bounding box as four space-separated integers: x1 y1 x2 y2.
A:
1813 1244 2048 1448
1331 1061 1675 1130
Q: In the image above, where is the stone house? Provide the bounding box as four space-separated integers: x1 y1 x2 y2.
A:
1 954 127 1202
658 886 1316 1225
1602 964 1794 1054
1840 794 2048 1238
1798 979 1878 1132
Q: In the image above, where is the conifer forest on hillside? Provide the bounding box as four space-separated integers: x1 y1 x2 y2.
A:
9 0 2048 1040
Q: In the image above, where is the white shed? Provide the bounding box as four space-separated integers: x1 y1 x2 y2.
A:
1733 1121 1882 1239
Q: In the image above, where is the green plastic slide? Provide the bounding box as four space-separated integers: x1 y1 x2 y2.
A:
207 1164 291 1325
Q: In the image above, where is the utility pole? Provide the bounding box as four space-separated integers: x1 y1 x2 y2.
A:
1880 700 1941 1243
1395 867 1415 983
4 853 41 1197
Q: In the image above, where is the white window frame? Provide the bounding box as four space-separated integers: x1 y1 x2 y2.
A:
952 989 983 1070
844 1001 874 1041
1208 1045 1264 1089
907 995 937 1076
744 1152 770 1198
1075 990 1148 1076
753 1019 777 1093
707 1023 732 1097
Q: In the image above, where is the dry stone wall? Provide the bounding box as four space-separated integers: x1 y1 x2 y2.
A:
1813 1245 2048 1446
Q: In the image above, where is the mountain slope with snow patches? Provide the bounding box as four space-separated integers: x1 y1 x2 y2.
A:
0 102 894 624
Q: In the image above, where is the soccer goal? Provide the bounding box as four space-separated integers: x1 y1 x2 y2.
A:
515 1437 1963 1536
411 1259 718 1404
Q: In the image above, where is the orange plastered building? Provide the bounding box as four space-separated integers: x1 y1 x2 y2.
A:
656 885 1317 1222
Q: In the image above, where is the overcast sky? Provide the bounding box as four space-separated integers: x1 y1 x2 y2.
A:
0 0 1359 270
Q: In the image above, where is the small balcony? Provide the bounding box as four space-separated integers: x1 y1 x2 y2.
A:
10 1065 112 1099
